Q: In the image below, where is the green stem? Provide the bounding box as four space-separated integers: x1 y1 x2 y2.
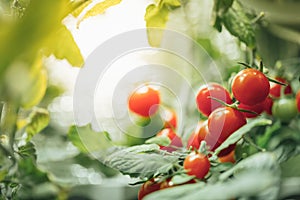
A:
244 135 265 152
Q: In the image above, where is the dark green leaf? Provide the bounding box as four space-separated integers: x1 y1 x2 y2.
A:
68 124 112 154
146 135 171 146
257 120 281 148
214 118 272 156
280 155 300 178
25 108 50 142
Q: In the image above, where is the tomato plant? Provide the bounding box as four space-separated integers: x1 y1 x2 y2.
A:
208 107 247 143
183 152 210 179
232 68 270 105
138 178 162 200
196 83 232 116
128 85 160 117
269 77 292 98
262 96 274 115
296 90 300 112
238 102 264 118
157 128 183 152
272 98 298 123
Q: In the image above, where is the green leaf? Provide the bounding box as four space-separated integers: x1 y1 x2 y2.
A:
222 1 256 48
214 118 272 156
281 154 300 178
103 145 178 178
257 120 281 148
44 25 84 67
163 0 181 8
145 170 279 200
77 0 122 26
25 108 50 142
146 135 171 146
68 124 112 154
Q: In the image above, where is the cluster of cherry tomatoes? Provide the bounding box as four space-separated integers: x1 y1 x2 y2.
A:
128 67 300 200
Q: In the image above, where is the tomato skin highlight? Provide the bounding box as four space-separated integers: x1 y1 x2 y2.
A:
238 102 264 118
196 83 232 117
296 91 300 113
272 98 298 123
183 152 210 179
232 69 270 105
128 85 160 117
269 77 292 98
157 128 183 152
138 178 162 200
208 107 246 143
160 178 196 189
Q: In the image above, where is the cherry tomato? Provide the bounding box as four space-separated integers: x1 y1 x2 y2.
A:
187 120 234 157
138 178 161 200
208 107 246 143
161 108 177 129
157 128 183 152
128 85 160 117
232 68 270 105
196 83 232 117
262 96 273 115
219 150 235 164
272 98 298 123
183 152 210 179
238 102 264 118
269 77 292 98
296 91 300 112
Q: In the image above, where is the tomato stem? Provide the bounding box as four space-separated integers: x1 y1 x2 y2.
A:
237 62 252 69
243 135 266 152
267 77 288 86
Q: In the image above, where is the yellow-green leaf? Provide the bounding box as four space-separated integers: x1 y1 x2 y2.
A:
145 4 169 47
45 25 84 67
71 0 92 17
26 108 50 142
77 0 122 26
163 0 181 7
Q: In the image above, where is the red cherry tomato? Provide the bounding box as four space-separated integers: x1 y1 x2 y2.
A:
208 107 246 143
238 102 264 118
269 77 292 98
183 152 210 179
157 128 183 152
187 121 206 150
138 178 161 200
262 96 273 115
296 91 300 112
196 83 232 117
232 68 270 105
219 150 235 164
161 108 177 129
128 85 160 117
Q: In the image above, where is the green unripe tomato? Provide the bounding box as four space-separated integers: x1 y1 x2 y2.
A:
272 98 298 123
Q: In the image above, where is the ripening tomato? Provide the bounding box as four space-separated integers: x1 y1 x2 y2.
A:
208 107 246 143
296 91 300 112
238 102 264 118
138 178 162 200
269 77 292 98
187 121 206 150
183 152 210 179
272 98 298 123
157 128 183 152
128 85 160 117
262 96 273 115
161 108 177 129
232 69 270 105
219 150 235 164
196 83 232 117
